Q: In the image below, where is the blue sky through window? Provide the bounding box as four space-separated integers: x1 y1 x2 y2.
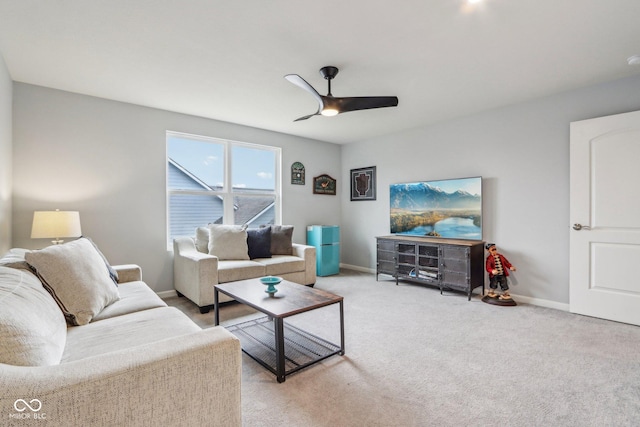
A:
232 145 275 190
168 135 275 190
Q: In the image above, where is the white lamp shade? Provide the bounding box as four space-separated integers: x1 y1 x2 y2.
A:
31 211 82 239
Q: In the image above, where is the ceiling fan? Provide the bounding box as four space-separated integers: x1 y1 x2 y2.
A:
284 66 399 121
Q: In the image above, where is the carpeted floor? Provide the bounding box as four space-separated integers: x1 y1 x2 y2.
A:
165 270 640 427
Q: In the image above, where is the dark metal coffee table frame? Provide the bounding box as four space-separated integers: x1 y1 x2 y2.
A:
214 279 345 383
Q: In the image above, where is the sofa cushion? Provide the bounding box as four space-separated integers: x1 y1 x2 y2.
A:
217 260 266 283
25 238 120 326
208 225 249 260
62 306 200 362
269 225 294 255
91 281 167 322
0 266 67 366
259 255 306 276
247 226 272 259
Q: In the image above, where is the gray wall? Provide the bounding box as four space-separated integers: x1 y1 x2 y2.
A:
11 83 341 292
340 74 640 307
9 74 640 306
0 54 11 254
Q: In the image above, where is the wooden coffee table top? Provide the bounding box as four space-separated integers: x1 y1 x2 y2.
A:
215 279 343 318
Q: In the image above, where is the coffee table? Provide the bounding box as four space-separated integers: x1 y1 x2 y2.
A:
214 279 344 383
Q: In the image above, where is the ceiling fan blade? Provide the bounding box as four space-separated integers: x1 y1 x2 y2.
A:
284 74 324 109
294 112 320 121
335 96 399 114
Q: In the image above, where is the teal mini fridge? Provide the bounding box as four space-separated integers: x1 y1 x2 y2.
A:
306 225 340 276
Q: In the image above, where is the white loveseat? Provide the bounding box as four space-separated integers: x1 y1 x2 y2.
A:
174 225 316 313
0 241 242 427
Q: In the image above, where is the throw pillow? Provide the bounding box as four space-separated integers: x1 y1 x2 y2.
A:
195 226 210 253
270 225 294 255
208 225 249 260
0 266 67 366
25 237 120 326
83 236 119 285
247 227 272 259
0 248 32 271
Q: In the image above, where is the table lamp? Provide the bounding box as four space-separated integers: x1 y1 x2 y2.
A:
31 210 82 245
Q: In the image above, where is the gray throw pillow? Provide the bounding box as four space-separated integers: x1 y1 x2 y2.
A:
25 237 120 326
270 225 294 255
208 225 249 260
247 227 272 259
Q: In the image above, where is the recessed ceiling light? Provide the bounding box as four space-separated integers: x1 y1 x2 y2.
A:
628 55 640 66
468 0 482 3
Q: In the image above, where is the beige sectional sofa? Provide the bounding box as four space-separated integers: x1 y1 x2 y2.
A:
0 240 242 427
174 224 316 313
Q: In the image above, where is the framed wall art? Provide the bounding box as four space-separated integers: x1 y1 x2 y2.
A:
291 161 305 185
350 166 376 201
313 174 337 195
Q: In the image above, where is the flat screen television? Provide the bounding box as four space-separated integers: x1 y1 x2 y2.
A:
390 176 482 240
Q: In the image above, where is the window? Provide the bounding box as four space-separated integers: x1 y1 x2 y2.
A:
167 131 281 247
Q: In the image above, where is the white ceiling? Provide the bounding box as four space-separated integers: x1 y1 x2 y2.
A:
1 0 639 144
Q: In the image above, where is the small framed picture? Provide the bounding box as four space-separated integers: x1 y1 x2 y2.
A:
313 174 337 195
350 166 376 201
291 161 305 185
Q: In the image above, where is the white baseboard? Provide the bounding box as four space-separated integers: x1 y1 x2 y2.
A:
157 289 178 300
340 263 374 274
508 293 569 311
337 264 569 312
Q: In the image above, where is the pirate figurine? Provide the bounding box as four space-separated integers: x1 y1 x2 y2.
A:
485 243 516 300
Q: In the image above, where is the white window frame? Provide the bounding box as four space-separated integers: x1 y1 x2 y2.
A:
166 131 282 249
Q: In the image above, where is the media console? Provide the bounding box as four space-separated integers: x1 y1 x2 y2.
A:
376 235 485 300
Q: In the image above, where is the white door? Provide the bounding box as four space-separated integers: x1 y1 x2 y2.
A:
570 110 640 325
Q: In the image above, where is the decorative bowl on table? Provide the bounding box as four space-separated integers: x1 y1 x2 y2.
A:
260 276 282 296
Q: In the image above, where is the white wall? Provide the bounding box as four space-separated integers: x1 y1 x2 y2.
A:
341 74 640 305
0 54 11 254
12 83 341 292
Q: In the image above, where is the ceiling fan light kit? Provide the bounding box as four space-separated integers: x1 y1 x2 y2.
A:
284 66 399 121
321 108 339 117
